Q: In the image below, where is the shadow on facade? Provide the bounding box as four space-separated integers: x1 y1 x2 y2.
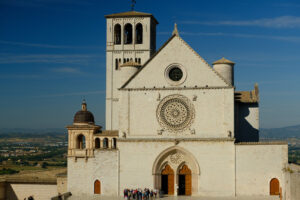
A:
235 103 259 143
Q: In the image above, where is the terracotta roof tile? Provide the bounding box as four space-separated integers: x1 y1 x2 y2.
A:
213 57 235 65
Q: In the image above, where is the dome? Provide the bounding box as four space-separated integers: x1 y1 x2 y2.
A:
73 100 95 124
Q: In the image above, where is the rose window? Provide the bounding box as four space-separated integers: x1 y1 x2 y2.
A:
157 95 194 131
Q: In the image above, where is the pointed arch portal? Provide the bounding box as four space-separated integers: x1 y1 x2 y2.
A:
152 146 199 196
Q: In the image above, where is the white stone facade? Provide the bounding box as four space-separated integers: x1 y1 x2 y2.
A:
67 10 290 199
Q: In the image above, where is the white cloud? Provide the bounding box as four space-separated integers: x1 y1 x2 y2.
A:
0 53 102 64
35 90 105 98
180 16 300 28
0 40 102 49
52 67 81 74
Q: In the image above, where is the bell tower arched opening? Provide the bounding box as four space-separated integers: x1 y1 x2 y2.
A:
76 134 86 149
114 24 121 45
135 23 143 44
124 23 133 44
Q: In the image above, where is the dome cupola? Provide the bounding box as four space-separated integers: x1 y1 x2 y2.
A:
73 100 95 125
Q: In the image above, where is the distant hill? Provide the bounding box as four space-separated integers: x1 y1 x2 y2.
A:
0 128 66 138
260 125 300 139
0 128 65 134
0 126 299 139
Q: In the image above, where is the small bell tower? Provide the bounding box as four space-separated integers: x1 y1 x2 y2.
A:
105 10 158 130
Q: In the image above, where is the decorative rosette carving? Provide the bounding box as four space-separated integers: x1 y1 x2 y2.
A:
157 94 194 132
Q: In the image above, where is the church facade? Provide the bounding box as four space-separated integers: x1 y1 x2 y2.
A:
66 11 288 198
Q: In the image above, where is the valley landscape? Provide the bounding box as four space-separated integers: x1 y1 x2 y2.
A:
0 125 300 177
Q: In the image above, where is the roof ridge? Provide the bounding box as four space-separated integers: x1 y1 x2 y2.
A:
176 36 231 86
120 34 176 89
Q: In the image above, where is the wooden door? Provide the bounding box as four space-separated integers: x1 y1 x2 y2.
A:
179 165 192 195
270 178 279 195
162 164 174 195
94 180 101 194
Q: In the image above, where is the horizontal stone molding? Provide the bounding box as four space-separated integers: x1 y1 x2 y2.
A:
118 137 235 142
235 141 288 145
119 86 234 91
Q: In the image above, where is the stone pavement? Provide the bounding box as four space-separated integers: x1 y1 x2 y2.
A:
69 195 280 200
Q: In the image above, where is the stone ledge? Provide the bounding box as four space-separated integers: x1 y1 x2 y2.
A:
118 138 235 142
4 177 57 184
235 141 287 145
120 86 234 91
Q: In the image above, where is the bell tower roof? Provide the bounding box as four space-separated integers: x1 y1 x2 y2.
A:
105 11 159 24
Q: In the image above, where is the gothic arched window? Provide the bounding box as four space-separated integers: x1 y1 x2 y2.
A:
124 23 133 44
114 24 121 45
136 23 143 44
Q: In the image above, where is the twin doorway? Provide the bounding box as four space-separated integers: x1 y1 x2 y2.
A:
161 164 192 196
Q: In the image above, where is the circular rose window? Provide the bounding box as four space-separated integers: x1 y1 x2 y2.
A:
157 94 194 131
165 64 187 86
169 67 183 81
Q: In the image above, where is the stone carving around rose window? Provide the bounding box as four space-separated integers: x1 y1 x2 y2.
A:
156 94 195 132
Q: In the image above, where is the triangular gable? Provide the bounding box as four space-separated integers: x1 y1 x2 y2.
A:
121 35 230 89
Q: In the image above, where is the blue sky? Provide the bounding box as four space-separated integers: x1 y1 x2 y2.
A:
0 0 300 129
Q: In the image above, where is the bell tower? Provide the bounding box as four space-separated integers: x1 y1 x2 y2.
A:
105 11 158 130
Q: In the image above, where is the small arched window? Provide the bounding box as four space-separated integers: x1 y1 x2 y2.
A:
270 178 280 195
94 180 101 194
124 23 133 44
95 138 100 149
114 24 121 45
103 138 108 148
136 23 143 44
77 134 86 149
112 138 117 149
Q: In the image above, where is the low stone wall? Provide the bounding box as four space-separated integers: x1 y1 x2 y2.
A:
0 177 58 200
57 175 68 194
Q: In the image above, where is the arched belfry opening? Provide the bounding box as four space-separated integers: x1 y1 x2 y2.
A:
135 23 143 44
95 138 100 149
152 146 199 196
76 134 86 149
103 138 108 148
114 24 121 44
124 23 133 44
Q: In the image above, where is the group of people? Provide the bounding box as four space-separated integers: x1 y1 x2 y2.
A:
123 188 158 200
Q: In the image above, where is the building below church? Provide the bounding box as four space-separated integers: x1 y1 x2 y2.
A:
65 10 298 200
